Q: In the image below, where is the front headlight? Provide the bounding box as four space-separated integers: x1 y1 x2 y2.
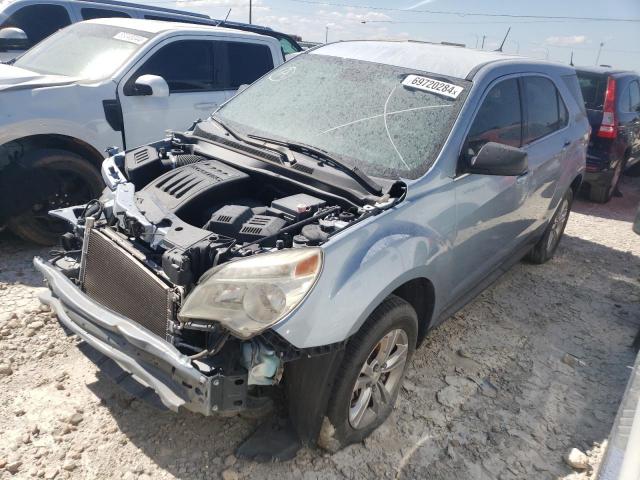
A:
178 248 322 339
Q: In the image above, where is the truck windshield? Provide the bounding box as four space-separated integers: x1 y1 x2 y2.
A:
214 53 470 179
14 23 152 80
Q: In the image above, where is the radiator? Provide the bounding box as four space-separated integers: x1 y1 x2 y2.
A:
81 229 173 339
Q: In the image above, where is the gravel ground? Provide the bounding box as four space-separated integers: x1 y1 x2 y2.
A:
1 176 639 480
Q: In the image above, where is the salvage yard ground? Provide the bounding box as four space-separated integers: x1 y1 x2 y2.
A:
1 177 639 480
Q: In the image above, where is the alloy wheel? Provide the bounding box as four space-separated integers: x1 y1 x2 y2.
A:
546 198 569 253
348 328 409 430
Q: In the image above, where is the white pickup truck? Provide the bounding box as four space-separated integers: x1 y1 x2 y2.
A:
0 18 283 243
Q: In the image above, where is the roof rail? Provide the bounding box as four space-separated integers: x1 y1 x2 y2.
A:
79 0 211 19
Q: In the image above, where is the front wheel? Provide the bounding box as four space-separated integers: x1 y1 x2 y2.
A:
318 295 417 452
8 149 103 245
527 188 573 264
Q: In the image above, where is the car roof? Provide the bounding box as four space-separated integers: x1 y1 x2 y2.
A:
311 40 571 80
85 17 269 39
574 65 638 77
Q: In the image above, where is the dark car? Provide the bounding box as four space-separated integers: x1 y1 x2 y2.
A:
575 66 640 202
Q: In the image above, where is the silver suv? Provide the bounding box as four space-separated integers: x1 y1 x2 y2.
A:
35 41 589 459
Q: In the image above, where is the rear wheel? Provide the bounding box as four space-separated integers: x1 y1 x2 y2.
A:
318 295 417 452
8 150 103 245
590 159 624 203
527 189 573 264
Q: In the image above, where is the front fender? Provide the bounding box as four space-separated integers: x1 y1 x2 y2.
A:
0 84 122 155
273 202 453 348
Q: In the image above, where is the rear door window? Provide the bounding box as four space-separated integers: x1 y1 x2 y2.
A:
81 8 131 20
576 72 607 110
218 41 274 89
466 78 522 153
0 4 71 45
127 40 215 94
523 76 568 143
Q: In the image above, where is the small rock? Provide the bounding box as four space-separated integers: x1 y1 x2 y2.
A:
44 467 59 479
6 461 22 474
0 364 13 376
221 469 239 480
562 353 586 368
62 461 77 471
66 413 83 426
28 321 45 331
479 379 498 398
224 455 237 467
564 448 589 470
22 432 31 444
15 408 26 417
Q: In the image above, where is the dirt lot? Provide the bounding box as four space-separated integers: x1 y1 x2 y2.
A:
1 177 639 480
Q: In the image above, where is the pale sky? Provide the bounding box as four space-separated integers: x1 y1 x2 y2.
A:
138 0 640 71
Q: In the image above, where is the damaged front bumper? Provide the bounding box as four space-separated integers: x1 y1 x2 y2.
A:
34 256 247 415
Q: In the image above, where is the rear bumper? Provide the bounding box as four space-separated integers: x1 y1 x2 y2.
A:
34 256 247 415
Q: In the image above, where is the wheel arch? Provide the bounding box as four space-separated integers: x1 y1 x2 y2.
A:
390 277 436 346
1 134 105 170
570 173 583 197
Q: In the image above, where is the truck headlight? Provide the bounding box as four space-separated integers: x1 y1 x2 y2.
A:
178 248 322 339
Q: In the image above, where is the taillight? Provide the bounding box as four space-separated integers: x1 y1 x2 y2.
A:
597 77 617 139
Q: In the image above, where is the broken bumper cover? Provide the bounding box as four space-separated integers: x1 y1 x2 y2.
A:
33 256 246 416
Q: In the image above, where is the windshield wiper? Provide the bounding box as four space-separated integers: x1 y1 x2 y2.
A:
206 117 295 165
247 134 383 196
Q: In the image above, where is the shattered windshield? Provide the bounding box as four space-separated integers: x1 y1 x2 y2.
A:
214 53 470 179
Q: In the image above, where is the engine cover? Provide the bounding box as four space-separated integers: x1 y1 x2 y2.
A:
138 160 250 216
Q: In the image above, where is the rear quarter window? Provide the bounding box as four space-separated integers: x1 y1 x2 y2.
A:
562 74 587 116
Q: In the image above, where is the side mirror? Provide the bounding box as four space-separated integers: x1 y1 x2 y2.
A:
466 142 528 176
236 84 250 93
0 27 29 51
132 74 169 97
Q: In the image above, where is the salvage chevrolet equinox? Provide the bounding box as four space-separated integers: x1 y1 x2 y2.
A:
35 41 589 458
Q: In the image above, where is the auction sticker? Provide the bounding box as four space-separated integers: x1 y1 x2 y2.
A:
402 75 463 99
113 31 148 45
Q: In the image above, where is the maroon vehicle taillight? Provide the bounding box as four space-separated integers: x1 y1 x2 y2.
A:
597 77 617 139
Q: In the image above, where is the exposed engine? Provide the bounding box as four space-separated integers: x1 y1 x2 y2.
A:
51 132 404 387
108 143 368 287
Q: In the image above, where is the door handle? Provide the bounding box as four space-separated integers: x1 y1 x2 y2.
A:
195 102 218 110
563 140 571 147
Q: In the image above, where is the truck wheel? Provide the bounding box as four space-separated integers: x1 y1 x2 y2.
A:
527 189 573 264
318 295 417 452
8 150 103 245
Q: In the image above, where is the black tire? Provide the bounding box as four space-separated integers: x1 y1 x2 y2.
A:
7 149 103 245
590 159 624 203
317 295 418 452
527 188 573 264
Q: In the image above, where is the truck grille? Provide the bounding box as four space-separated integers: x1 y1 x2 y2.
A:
81 229 173 339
